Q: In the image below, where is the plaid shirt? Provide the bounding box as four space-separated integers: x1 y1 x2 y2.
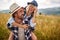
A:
7 15 36 40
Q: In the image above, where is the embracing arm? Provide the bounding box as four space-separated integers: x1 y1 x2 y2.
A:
12 22 28 29
7 17 28 30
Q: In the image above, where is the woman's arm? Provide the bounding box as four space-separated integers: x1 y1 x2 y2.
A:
29 7 37 31
12 22 28 29
32 7 37 23
31 7 37 24
7 17 28 30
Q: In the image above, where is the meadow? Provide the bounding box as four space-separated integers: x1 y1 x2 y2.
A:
0 13 60 40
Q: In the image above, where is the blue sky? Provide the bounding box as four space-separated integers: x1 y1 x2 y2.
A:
0 0 60 10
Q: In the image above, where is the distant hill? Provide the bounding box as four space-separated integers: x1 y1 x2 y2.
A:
0 7 60 15
0 10 10 13
38 7 60 15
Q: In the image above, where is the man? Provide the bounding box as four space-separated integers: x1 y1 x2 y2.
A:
7 0 38 40
7 3 28 40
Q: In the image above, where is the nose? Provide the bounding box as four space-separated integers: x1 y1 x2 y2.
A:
22 12 24 16
22 12 24 14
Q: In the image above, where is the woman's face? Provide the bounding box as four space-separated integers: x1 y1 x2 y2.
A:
28 4 35 13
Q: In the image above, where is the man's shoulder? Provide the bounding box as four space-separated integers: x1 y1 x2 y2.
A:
8 17 14 21
7 17 15 24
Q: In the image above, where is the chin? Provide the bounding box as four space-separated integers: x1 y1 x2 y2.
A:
29 11 33 13
20 16 22 18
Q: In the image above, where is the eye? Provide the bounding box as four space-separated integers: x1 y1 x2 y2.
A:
20 10 23 12
20 10 22 12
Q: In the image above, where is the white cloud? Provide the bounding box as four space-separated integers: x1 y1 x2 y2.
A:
3 0 9 3
14 0 32 7
51 0 60 3
36 0 60 9
0 0 60 10
0 0 14 10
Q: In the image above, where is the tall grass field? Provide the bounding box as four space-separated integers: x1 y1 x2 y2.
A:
0 13 60 40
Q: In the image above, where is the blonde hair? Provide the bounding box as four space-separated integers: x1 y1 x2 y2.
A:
26 5 30 13
26 4 37 16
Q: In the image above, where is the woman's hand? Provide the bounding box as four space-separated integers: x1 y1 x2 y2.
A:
34 7 37 13
22 24 28 29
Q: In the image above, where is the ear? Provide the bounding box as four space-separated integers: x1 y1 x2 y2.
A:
14 13 17 17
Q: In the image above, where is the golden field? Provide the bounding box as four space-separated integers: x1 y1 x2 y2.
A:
0 13 60 40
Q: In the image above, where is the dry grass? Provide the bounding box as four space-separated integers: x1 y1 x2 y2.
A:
0 14 60 40
35 15 60 40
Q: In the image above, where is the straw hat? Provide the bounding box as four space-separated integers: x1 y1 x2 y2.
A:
9 3 21 14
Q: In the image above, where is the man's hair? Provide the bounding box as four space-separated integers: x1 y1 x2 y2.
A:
12 11 17 18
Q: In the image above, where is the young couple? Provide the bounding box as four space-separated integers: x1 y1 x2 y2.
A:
7 0 38 40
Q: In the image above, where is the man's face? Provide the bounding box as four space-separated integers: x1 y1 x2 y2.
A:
16 7 24 19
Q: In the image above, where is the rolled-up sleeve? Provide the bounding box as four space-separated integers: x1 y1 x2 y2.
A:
30 18 36 27
29 18 36 31
7 17 15 30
